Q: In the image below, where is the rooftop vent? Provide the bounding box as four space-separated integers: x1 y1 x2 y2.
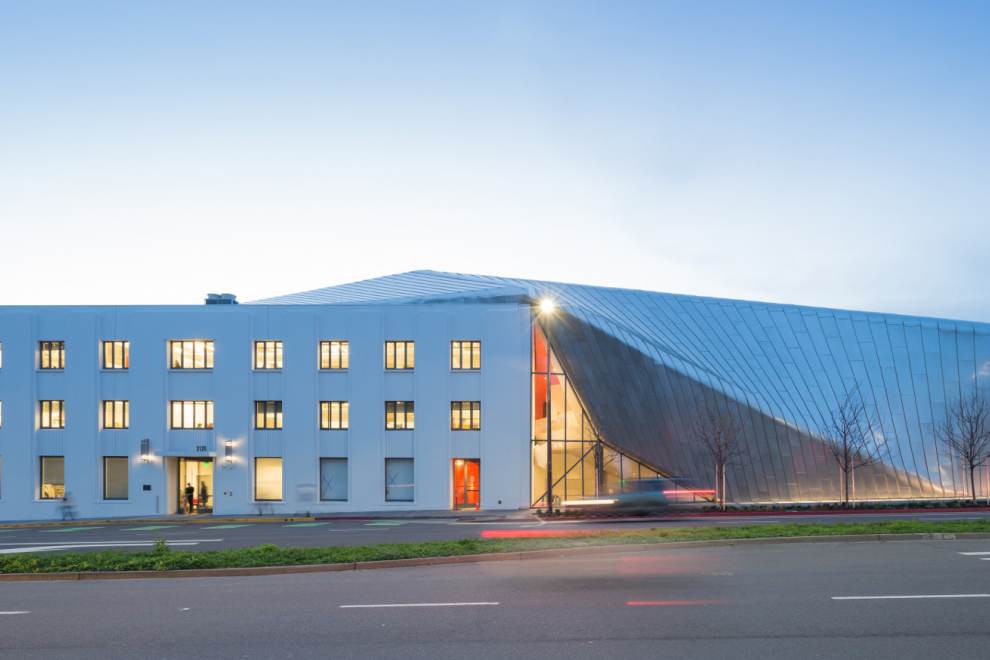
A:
205 293 238 305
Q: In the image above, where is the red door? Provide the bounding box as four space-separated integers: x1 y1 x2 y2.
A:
453 459 480 509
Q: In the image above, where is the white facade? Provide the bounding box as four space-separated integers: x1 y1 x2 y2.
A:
0 302 532 521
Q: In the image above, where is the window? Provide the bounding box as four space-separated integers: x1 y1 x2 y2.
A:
451 401 481 430
103 456 128 500
319 340 349 370
40 400 65 429
385 340 414 370
102 400 129 429
385 401 414 430
168 340 214 369
451 340 481 370
40 456 64 499
255 457 283 501
0 340 3 368
0 401 3 428
255 401 283 430
254 340 283 370
169 400 214 429
320 401 349 430
385 458 414 502
320 458 348 501
40 341 65 369
102 340 129 370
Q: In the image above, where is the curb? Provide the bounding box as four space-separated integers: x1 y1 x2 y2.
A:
4 531 988 582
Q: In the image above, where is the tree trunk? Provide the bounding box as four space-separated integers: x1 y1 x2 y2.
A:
970 466 977 504
721 464 727 512
843 468 851 507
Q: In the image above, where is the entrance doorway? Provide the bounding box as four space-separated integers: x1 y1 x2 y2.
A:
452 459 480 509
178 458 214 514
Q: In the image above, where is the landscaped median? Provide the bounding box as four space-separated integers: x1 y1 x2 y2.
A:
3 519 990 577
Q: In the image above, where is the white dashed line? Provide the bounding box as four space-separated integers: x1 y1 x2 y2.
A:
340 602 500 609
832 594 990 600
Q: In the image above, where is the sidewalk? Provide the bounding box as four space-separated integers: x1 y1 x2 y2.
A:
0 508 538 529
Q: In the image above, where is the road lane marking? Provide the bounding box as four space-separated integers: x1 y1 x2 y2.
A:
365 521 404 526
125 525 179 531
283 522 329 528
0 539 224 554
832 594 990 600
40 527 105 533
0 611 30 615
959 552 990 556
627 599 724 606
203 524 252 529
340 602 499 609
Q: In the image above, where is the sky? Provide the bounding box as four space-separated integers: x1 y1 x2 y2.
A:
1 1 988 320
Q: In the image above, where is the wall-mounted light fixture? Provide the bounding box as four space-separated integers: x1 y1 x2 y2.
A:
538 297 556 315
140 438 151 463
224 439 233 465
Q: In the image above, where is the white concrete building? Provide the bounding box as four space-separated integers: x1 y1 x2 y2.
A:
0 276 536 521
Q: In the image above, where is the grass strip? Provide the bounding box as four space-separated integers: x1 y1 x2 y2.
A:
3 519 988 574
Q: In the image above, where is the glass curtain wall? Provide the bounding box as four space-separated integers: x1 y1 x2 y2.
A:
531 325 662 508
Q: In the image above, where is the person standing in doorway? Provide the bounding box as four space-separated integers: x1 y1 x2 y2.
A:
184 482 195 514
199 481 209 512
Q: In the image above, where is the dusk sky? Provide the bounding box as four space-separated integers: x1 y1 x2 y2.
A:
1 1 987 320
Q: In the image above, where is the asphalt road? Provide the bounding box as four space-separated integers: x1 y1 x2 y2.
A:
1 509 989 554
2 538 990 658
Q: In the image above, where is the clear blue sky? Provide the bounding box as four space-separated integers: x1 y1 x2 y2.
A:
1 1 987 320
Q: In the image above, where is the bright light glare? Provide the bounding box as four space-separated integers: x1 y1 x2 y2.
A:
539 298 556 314
562 498 616 506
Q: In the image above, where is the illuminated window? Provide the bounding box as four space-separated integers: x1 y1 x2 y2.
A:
102 400 129 430
39 341 65 369
320 401 349 430
320 458 348 501
254 340 283 370
169 401 214 429
385 401 414 430
319 340 349 369
451 401 481 430
103 456 128 500
255 401 283 430
102 341 129 370
384 340 414 370
254 457 283 501
39 400 65 429
451 340 481 370
385 458 414 502
168 340 214 369
40 456 64 499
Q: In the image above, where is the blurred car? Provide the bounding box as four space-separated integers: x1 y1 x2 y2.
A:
562 477 714 515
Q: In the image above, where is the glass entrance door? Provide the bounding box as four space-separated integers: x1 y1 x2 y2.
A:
452 459 480 509
178 458 214 514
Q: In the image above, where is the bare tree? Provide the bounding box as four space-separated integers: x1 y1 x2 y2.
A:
938 389 990 503
819 385 887 506
693 401 743 511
